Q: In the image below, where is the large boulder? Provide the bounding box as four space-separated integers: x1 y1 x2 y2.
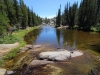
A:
38 50 83 61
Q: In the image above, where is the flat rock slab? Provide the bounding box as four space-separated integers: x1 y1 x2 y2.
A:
0 42 19 49
0 68 7 75
33 45 42 48
29 60 53 66
39 50 83 61
25 45 42 49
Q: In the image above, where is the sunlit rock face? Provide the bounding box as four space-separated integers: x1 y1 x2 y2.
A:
0 68 7 75
38 50 83 61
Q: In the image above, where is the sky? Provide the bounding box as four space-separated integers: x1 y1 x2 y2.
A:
24 0 82 18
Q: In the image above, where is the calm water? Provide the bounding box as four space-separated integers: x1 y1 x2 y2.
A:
24 25 100 52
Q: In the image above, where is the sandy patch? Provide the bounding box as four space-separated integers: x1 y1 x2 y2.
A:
0 42 19 58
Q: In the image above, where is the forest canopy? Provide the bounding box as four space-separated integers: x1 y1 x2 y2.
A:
0 0 42 38
56 0 100 31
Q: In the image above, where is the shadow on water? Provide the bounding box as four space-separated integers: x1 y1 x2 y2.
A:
24 29 42 44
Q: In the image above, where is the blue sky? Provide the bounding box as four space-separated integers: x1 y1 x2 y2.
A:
24 0 81 18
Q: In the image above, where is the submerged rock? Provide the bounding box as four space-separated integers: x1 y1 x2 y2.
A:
38 50 83 61
26 44 42 49
45 64 63 75
29 60 53 66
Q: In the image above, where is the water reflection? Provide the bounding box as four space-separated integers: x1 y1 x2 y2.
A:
56 29 62 48
71 41 76 51
24 26 100 53
66 44 71 50
24 29 42 44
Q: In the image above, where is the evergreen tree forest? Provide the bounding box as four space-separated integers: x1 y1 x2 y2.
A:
0 0 42 38
56 0 100 31
56 5 61 27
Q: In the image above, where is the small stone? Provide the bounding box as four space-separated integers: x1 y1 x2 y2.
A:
6 71 14 75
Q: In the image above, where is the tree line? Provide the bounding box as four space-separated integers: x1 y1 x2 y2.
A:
0 0 42 38
56 0 100 31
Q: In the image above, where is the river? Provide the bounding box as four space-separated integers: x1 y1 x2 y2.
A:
6 25 100 75
25 25 100 53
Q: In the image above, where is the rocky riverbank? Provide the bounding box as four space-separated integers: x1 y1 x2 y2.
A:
2 44 99 75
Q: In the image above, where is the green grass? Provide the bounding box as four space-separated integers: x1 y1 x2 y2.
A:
0 27 38 44
0 35 20 44
91 24 100 32
0 27 38 67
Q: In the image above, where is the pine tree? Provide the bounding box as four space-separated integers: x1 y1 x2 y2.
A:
62 2 78 28
78 0 98 31
65 2 69 25
37 16 42 25
13 0 19 22
20 0 28 29
4 0 17 26
97 0 100 23
56 5 61 27
62 2 69 26
68 3 77 29
0 0 9 37
27 7 32 27
31 11 35 26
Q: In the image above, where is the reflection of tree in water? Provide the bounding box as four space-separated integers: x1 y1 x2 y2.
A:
56 29 61 47
64 31 73 43
24 29 42 44
61 29 77 50
62 30 68 45
66 44 71 50
56 29 76 50
66 41 76 51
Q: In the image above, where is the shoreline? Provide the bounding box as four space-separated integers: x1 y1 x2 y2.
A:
0 26 39 67
0 25 100 75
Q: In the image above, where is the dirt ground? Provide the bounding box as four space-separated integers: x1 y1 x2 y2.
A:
0 42 19 59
